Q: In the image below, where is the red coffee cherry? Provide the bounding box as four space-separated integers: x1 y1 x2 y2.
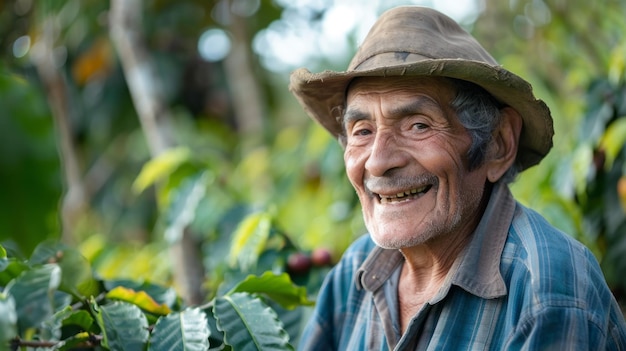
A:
287 252 312 274
311 248 332 267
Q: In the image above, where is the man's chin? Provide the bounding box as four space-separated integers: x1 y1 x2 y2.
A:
370 231 430 250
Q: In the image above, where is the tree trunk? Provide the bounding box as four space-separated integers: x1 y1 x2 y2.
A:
31 16 87 246
222 2 266 149
109 0 206 305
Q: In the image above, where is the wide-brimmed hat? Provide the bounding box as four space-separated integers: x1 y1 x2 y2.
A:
289 6 553 171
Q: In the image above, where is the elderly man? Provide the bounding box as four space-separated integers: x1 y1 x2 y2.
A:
289 6 626 351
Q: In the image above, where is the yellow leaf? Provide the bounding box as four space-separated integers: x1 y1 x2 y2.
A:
228 212 272 270
599 118 626 169
132 147 191 194
608 42 626 85
105 286 171 316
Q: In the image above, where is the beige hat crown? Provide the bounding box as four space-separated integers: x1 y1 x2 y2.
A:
289 6 554 171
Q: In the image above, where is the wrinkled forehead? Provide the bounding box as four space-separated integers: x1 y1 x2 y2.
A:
345 76 456 103
344 76 457 112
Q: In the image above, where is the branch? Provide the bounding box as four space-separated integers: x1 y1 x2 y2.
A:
10 334 103 350
109 0 174 156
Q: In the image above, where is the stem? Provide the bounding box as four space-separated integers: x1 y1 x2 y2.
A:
11 334 102 349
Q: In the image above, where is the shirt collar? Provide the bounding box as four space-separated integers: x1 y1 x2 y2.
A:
355 241 404 291
355 181 515 299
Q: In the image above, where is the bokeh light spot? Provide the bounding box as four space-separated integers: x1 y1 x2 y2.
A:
198 28 231 62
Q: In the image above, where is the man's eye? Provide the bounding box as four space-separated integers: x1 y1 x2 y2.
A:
354 128 372 136
413 123 428 130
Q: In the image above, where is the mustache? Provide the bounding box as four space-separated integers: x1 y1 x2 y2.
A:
364 174 438 192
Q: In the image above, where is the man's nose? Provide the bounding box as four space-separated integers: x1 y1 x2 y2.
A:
364 130 409 177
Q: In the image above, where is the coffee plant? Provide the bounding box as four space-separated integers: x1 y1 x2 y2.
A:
0 237 318 351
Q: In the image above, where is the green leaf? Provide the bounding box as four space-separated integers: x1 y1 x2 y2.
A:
214 292 293 351
229 212 272 271
34 290 68 343
5 264 61 332
40 305 74 342
203 310 226 350
30 241 97 298
0 245 7 273
132 147 192 194
271 303 304 345
148 308 210 351
164 171 212 243
0 293 17 351
0 258 29 286
106 286 172 315
93 300 149 351
62 309 94 331
228 272 314 310
29 240 64 264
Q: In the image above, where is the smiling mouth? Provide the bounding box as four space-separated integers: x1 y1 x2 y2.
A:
377 185 432 204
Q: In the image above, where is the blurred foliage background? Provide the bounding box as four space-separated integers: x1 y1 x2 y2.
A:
0 0 625 308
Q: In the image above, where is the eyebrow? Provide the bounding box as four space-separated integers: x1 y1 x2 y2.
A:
342 96 442 129
342 109 370 130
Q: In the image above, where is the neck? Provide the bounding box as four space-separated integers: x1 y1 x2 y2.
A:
400 181 493 277
399 225 471 290
396 218 476 334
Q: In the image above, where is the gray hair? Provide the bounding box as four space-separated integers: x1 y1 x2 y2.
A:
448 78 519 183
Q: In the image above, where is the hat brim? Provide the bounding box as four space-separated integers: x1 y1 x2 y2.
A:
289 59 553 171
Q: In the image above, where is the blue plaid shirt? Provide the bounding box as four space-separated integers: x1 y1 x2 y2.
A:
298 183 626 350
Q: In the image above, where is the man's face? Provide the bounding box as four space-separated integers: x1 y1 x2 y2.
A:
343 76 491 249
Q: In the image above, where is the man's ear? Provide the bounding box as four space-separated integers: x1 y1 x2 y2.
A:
486 107 522 183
